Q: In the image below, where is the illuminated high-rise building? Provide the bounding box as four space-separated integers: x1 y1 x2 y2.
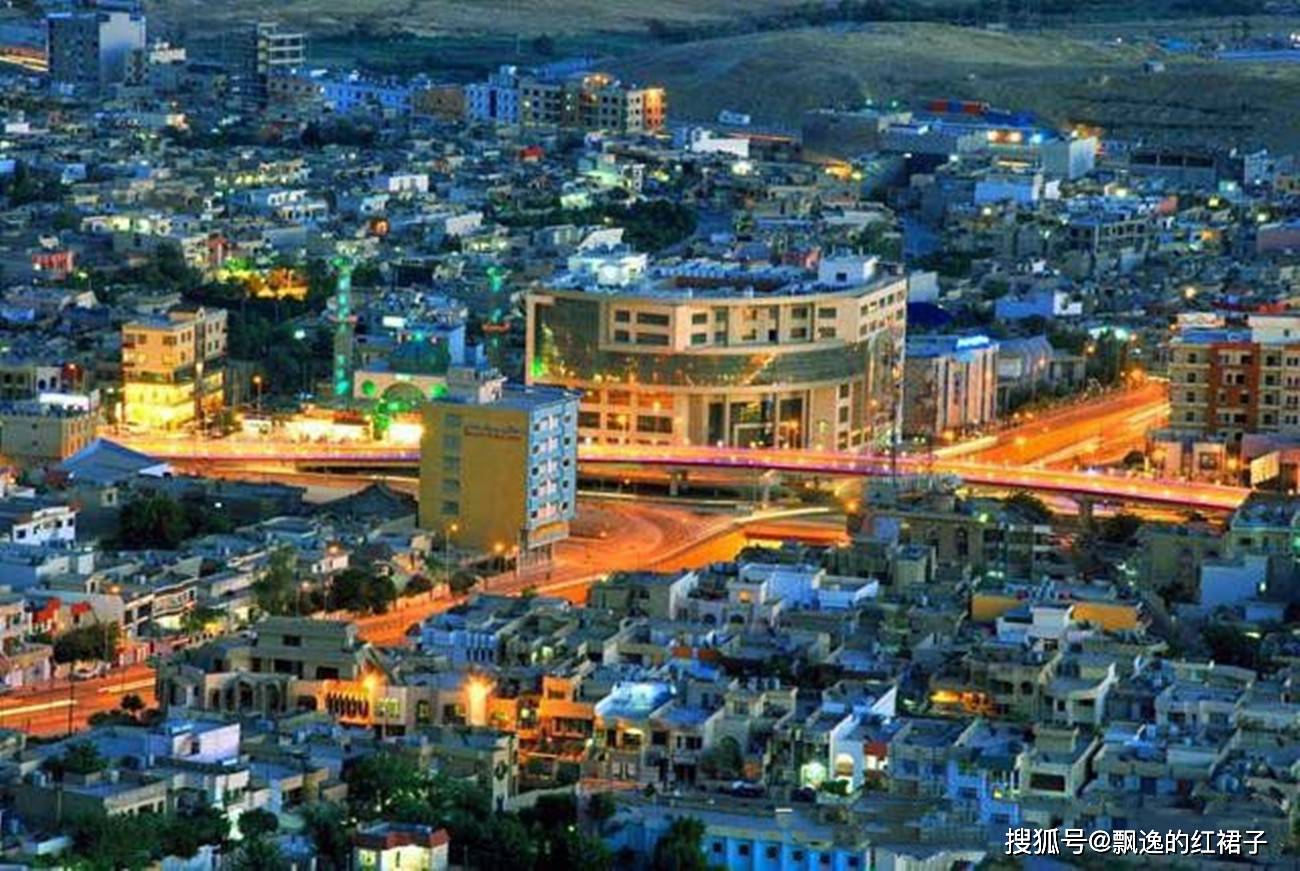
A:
419 368 578 564
121 306 226 431
526 252 907 451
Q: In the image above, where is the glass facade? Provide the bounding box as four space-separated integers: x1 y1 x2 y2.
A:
532 295 876 388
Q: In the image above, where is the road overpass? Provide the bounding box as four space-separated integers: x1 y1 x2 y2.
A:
110 434 1248 512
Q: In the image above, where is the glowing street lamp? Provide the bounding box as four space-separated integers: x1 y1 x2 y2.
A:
443 521 459 585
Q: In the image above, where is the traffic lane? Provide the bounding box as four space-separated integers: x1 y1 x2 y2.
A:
0 663 157 736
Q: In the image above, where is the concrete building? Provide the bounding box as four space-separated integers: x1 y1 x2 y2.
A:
902 334 1000 438
418 367 578 562
157 616 392 721
1169 313 1300 444
353 823 449 871
465 65 521 125
526 253 907 451
121 306 227 431
47 6 145 95
242 21 305 107
0 497 76 546
0 402 95 465
519 72 665 134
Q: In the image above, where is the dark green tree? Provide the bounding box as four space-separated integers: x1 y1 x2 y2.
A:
301 801 353 870
46 741 108 778
69 813 160 869
1004 491 1052 525
552 826 614 869
53 623 118 664
345 750 425 820
652 816 710 871
118 493 190 549
254 547 298 616
531 33 556 55
405 574 434 596
180 605 225 636
230 835 288 871
1099 512 1142 544
588 791 618 829
237 808 279 841
160 804 230 858
120 693 146 719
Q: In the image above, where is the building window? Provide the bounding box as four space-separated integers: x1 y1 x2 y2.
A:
440 500 459 515
636 312 670 327
614 310 630 323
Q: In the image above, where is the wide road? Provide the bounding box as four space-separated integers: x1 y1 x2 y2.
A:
0 663 156 737
351 501 835 646
108 385 1246 512
951 382 1168 467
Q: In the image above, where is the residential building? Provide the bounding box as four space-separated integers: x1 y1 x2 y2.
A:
902 334 1000 438
465 65 521 125
47 6 145 95
352 823 449 871
418 367 578 561
1168 313 1300 445
0 497 76 546
0 402 95 465
121 306 227 431
519 72 666 134
242 21 305 107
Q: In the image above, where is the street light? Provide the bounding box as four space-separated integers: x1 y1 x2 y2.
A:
444 521 459 586
252 374 264 413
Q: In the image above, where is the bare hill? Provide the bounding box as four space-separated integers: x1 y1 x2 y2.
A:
608 22 1300 150
149 0 808 36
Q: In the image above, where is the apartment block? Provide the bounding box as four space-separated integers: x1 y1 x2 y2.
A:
418 367 578 560
520 72 666 134
903 334 1000 438
121 306 227 431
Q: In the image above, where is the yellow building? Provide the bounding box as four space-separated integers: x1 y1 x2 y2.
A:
121 306 227 430
0 402 96 465
419 368 578 561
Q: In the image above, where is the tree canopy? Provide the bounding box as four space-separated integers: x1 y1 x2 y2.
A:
343 751 610 870
53 622 118 664
117 492 231 550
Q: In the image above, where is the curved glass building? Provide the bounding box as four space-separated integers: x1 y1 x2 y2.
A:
526 253 907 451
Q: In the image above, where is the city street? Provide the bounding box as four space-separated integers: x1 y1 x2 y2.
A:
107 383 1241 512
351 500 833 646
0 663 156 737
950 381 1169 467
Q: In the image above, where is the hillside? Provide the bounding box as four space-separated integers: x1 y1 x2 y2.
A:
608 22 1300 151
148 0 809 37
143 2 1300 152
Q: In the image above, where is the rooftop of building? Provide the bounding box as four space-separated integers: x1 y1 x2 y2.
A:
547 255 903 301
